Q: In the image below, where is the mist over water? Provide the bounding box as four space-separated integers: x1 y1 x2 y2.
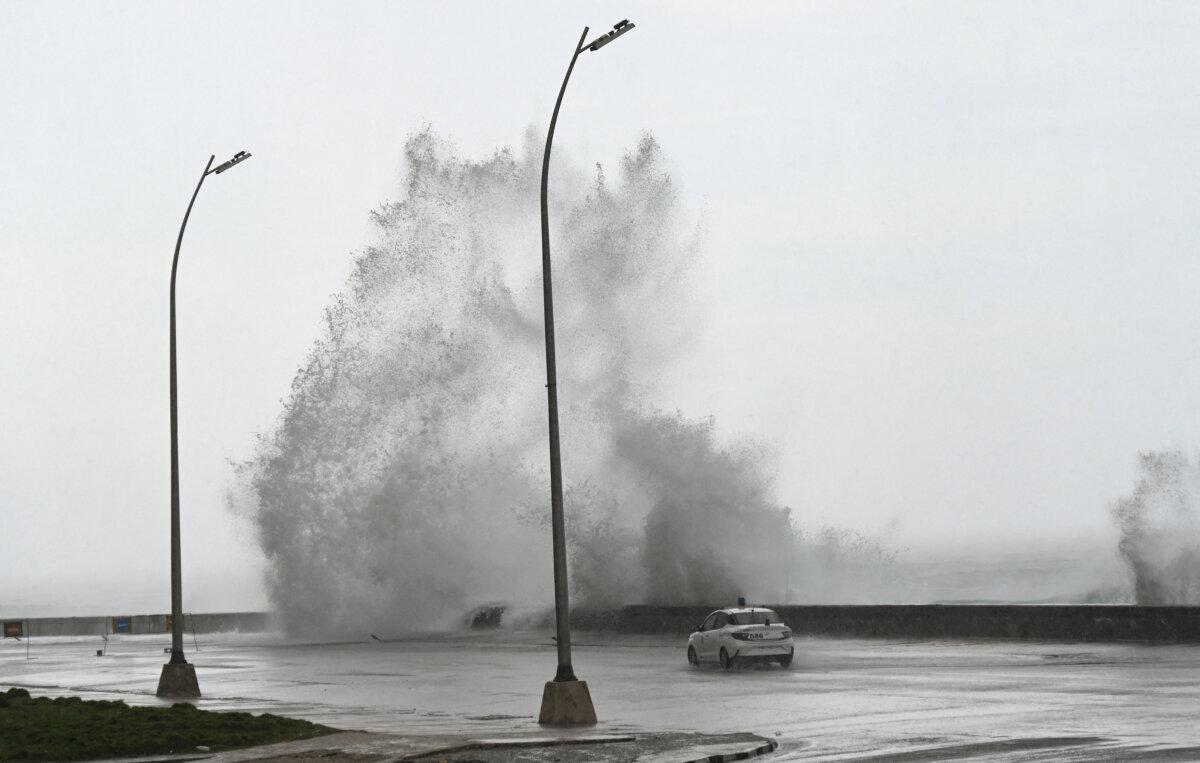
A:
232 128 894 635
1112 451 1200 604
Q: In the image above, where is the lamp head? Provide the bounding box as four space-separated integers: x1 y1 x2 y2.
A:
212 150 251 174
586 20 635 52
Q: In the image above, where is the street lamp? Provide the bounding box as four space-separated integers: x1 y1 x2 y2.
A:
537 20 635 726
156 150 251 699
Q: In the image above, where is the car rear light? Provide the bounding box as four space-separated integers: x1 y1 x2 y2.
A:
782 630 791 638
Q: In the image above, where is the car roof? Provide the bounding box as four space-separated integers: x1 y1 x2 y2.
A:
714 607 778 614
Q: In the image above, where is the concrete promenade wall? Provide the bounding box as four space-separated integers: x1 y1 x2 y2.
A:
14 606 1200 642
568 605 1200 643
6 612 271 638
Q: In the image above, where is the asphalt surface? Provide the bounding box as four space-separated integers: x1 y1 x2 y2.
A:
3 630 1199 760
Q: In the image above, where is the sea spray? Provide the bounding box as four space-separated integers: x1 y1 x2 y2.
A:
232 127 894 634
614 412 792 605
1112 451 1200 604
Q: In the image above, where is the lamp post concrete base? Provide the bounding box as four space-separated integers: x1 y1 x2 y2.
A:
538 680 597 725
156 662 200 699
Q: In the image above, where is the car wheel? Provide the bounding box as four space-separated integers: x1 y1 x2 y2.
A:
778 650 793 668
687 646 699 666
719 647 734 670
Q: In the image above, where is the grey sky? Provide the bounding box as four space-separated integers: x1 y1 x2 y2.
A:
3 1 1200 615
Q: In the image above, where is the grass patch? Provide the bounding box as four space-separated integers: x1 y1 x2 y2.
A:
0 687 338 760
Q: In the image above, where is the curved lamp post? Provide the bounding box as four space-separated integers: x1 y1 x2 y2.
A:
156 150 251 698
537 20 634 726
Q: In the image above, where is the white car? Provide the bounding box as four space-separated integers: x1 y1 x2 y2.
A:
687 607 794 669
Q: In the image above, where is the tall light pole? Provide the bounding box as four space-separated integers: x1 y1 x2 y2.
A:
156 150 251 699
537 20 635 726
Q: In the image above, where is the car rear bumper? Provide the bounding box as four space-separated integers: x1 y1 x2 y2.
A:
732 642 794 659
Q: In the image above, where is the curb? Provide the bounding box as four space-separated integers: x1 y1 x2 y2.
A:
401 733 778 763
668 737 778 763
123 730 779 763
400 734 636 759
712 737 777 761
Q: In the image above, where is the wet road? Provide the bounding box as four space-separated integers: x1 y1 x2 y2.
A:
3 631 1198 760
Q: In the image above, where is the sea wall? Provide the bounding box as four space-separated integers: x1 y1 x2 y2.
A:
567 605 1200 642
13 606 1200 642
3 612 271 638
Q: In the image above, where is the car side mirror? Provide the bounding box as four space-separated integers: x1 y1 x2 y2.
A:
695 623 703 632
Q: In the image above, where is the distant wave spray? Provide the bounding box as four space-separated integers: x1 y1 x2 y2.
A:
1112 451 1200 604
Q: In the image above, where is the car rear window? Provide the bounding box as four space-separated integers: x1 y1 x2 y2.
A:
729 610 781 625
